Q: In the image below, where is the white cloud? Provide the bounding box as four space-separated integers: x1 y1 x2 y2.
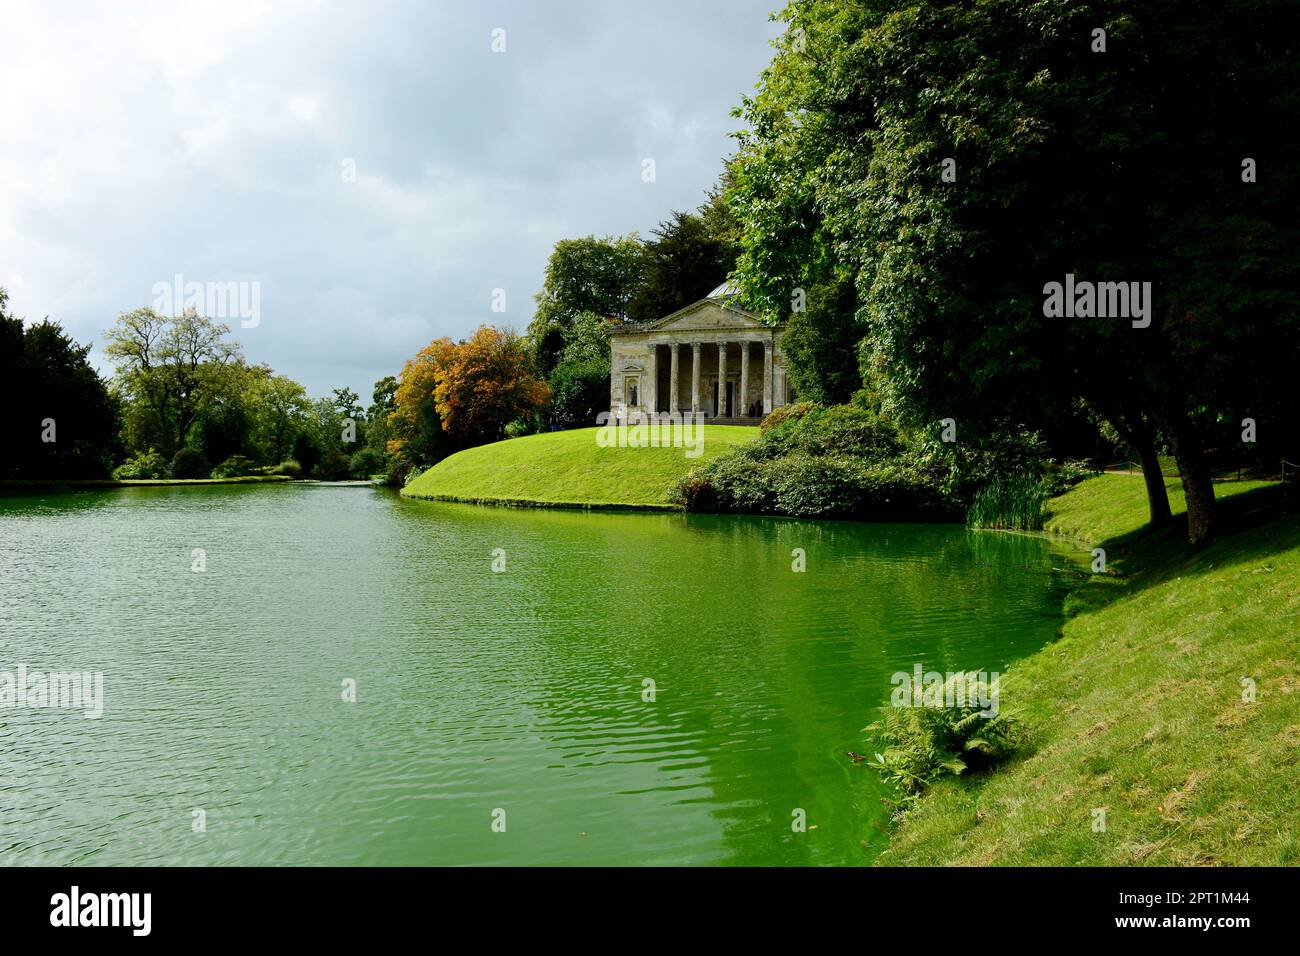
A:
0 0 782 396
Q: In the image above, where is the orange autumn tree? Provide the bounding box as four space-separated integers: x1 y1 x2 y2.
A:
388 326 550 470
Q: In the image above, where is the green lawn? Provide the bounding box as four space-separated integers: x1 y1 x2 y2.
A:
1044 473 1275 546
401 425 759 508
876 474 1300 866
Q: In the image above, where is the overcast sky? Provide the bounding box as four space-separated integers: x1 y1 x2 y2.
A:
0 0 782 398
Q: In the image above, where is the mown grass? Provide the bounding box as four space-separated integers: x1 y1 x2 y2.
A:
1044 474 1275 548
401 425 759 508
876 474 1300 866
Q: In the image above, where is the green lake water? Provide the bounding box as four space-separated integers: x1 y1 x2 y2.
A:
0 484 1070 865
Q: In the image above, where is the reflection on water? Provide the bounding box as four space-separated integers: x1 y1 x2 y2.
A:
0 484 1067 865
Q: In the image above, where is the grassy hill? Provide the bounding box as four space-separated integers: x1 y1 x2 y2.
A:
401 425 759 509
876 474 1300 866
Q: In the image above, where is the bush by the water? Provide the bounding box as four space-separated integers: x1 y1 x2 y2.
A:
313 449 353 481
269 459 303 478
673 402 1083 522
674 404 955 520
112 449 167 480
349 449 383 478
168 447 210 479
866 675 1022 809
211 455 257 478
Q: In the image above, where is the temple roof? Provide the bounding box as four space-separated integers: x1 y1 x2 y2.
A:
610 281 775 335
706 279 742 300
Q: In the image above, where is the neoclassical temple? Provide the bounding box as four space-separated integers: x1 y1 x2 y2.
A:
609 282 791 421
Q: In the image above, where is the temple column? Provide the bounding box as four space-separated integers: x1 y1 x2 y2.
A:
644 346 657 413
716 340 728 417
669 342 680 414
691 343 701 414
739 341 750 417
763 341 773 414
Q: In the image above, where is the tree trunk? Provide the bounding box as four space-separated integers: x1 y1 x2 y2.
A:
1105 410 1172 529
1171 443 1216 545
1136 440 1172 527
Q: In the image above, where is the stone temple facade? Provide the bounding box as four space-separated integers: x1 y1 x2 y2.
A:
608 283 791 421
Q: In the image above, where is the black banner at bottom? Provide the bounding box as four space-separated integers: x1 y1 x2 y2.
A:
0 865 1284 941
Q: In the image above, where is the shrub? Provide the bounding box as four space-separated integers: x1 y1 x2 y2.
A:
112 449 167 480
383 459 410 487
504 419 531 439
313 449 352 481
699 448 775 512
210 454 256 479
778 404 902 459
1043 458 1098 497
767 453 866 516
168 447 210 479
760 401 815 433
866 674 1022 807
548 356 609 426
675 447 958 520
348 449 383 478
269 459 302 478
673 471 720 512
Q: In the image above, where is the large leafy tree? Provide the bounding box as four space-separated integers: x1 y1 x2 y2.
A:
434 326 551 443
104 308 241 459
362 375 398 470
390 327 550 468
732 0 1300 543
248 373 312 465
548 311 613 425
626 207 740 322
778 276 865 406
527 235 643 377
0 288 121 478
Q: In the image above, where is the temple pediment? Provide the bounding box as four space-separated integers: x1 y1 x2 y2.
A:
636 299 767 334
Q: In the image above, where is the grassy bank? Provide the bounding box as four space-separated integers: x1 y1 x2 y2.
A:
876 473 1299 865
401 425 759 509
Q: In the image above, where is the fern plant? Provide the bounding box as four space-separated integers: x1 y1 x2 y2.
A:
865 674 1022 810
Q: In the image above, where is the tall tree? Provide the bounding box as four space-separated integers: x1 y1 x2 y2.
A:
548 311 613 425
731 0 1300 543
390 327 550 467
104 308 241 458
528 235 644 377
0 289 120 478
248 373 312 465
777 276 865 406
626 209 740 322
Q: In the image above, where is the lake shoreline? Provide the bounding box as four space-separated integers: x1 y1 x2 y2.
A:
874 475 1298 865
0 475 295 490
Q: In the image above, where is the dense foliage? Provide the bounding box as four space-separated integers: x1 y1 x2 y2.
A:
674 403 958 519
729 0 1300 543
675 400 1092 522
1 289 121 479
388 326 550 474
